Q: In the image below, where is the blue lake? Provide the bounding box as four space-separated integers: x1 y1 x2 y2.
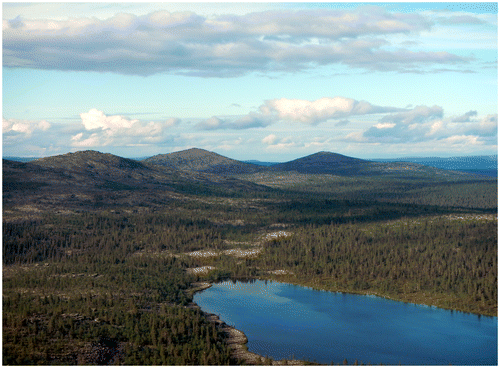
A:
193 279 497 365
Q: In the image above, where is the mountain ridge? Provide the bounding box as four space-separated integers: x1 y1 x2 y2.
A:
4 151 497 172
3 150 269 213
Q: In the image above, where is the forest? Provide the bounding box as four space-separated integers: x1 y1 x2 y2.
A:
2 157 497 365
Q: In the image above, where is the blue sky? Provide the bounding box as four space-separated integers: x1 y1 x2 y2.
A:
2 2 498 161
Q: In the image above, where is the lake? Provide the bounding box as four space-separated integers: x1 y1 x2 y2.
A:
193 279 497 365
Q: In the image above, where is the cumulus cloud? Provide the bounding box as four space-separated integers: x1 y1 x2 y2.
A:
195 116 226 130
452 110 478 122
196 114 272 130
70 109 176 147
71 132 102 147
165 118 180 128
374 122 396 129
2 7 472 76
258 97 405 125
379 105 443 125
80 109 135 131
465 114 498 137
436 15 487 25
79 109 170 137
195 96 404 130
443 135 483 146
360 106 446 143
3 117 51 134
351 104 497 148
262 134 277 145
262 135 297 151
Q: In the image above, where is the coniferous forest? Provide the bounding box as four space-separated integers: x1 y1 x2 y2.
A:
2 150 497 365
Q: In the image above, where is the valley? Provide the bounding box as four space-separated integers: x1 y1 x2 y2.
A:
3 148 497 365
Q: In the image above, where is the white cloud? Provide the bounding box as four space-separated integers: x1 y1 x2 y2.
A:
80 109 136 131
79 109 169 137
262 135 297 151
477 114 498 135
379 105 443 125
443 135 483 146
216 137 244 151
165 118 180 128
259 97 404 125
452 110 477 122
261 97 355 124
3 118 51 134
356 105 497 149
67 109 177 148
262 134 277 145
71 132 102 147
344 131 369 143
2 7 473 77
374 122 396 129
196 114 272 130
426 120 446 137
194 96 404 130
196 116 225 130
304 137 333 149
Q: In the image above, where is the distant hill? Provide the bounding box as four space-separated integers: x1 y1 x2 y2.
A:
269 151 465 179
244 160 280 167
373 155 497 170
271 151 370 175
271 151 430 176
455 169 497 177
3 150 267 212
32 150 153 182
144 148 263 175
3 157 38 163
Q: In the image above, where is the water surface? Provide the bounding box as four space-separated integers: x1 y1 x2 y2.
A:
193 279 497 365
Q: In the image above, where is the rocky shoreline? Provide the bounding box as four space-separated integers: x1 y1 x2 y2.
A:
188 282 305 365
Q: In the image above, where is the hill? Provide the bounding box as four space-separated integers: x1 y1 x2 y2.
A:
373 155 497 170
269 151 471 179
3 150 268 217
373 155 498 178
271 151 370 175
144 148 263 175
3 156 38 163
244 160 280 167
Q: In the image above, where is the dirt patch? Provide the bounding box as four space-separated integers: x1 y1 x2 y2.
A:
185 246 262 259
265 231 291 240
186 266 216 275
223 247 262 258
267 269 294 276
186 250 219 258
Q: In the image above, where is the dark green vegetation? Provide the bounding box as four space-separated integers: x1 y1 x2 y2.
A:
3 149 497 365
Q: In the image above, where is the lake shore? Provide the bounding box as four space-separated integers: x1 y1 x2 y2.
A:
188 282 306 365
252 275 497 318
189 279 497 365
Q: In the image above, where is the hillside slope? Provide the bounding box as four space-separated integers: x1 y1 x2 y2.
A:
144 148 263 175
3 150 267 216
271 151 472 179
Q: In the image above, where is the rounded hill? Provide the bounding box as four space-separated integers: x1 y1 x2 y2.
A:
144 148 263 175
271 151 376 175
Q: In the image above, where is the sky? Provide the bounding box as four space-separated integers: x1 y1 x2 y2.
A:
2 2 498 161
